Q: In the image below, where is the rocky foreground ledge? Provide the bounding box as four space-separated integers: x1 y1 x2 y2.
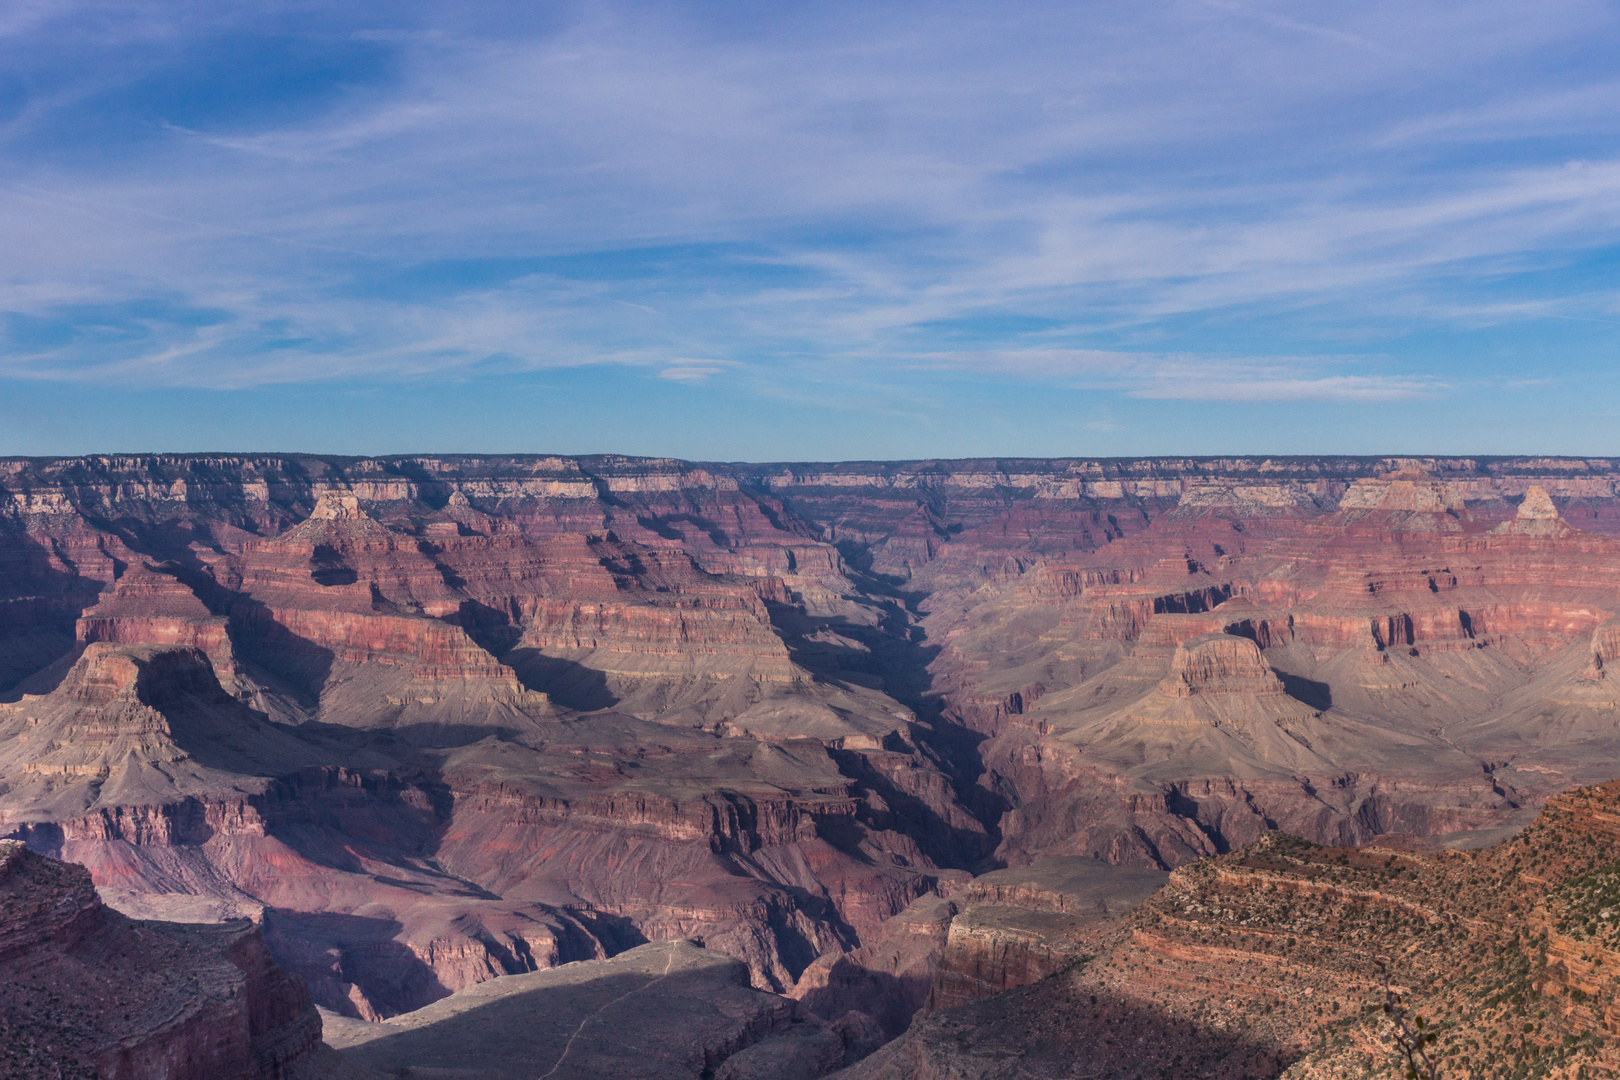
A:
0 830 1163 1080
17 775 1620 1078
0 839 324 1080
324 938 880 1080
310 857 1173 1080
837 780 1620 1079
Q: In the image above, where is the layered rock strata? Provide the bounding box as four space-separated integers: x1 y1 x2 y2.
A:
840 779 1620 1079
0 460 983 1021
11 454 1620 1053
924 858 1168 1013
928 476 1620 871
0 840 323 1080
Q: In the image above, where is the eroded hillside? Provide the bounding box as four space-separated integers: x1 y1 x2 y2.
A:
843 778 1620 1079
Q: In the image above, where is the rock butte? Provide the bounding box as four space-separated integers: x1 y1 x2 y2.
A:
7 454 1620 1074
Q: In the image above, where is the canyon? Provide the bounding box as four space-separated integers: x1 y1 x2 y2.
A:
9 453 1620 1075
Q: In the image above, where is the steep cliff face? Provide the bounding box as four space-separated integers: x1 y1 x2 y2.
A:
76 562 235 670
0 840 322 1080
925 904 1100 1014
1158 633 1286 698
790 892 963 1040
786 858 1170 1041
923 858 1168 1014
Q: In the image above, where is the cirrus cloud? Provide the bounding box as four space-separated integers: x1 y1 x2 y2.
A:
0 0 1615 454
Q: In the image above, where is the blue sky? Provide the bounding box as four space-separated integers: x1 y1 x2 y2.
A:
2 0 1618 459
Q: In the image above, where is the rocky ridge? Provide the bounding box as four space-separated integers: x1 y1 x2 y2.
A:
323 938 808 1080
839 778 1620 1079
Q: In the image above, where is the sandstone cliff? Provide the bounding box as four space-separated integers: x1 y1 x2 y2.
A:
924 858 1167 1014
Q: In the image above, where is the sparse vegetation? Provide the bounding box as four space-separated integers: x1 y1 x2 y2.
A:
1379 964 1439 1080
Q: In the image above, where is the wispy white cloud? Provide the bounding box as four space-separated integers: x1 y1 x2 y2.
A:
1188 0 1407 59
0 0 1615 412
911 349 1443 402
658 358 740 382
1129 374 1441 402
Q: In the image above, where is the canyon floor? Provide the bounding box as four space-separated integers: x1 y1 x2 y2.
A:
8 453 1620 1076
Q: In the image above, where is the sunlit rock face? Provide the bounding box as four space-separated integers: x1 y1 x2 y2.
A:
1157 633 1286 698
8 452 1620 1061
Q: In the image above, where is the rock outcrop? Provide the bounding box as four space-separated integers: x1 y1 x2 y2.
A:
1521 484 1561 520
789 892 963 1039
0 840 323 1080
324 939 811 1080
1158 633 1286 698
840 780 1620 1079
925 858 1168 1013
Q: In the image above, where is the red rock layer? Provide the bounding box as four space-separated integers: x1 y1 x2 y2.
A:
0 840 321 1080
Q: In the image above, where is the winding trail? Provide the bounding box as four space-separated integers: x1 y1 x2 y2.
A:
538 943 680 1079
